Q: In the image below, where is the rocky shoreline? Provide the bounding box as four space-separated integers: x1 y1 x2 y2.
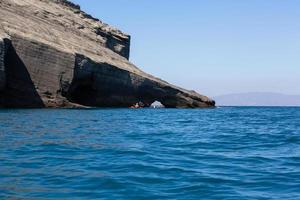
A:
0 0 215 108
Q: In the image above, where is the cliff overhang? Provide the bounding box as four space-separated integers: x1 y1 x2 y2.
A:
0 0 215 108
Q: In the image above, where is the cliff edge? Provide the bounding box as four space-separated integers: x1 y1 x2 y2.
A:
0 0 215 108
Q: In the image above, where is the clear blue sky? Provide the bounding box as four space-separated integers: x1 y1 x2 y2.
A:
71 0 300 97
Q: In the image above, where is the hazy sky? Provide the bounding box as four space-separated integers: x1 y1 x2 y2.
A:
71 0 300 97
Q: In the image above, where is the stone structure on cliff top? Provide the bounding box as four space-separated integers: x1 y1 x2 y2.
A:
0 0 215 108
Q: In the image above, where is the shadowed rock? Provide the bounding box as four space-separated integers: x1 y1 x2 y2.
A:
0 0 215 108
1 39 45 108
0 40 5 92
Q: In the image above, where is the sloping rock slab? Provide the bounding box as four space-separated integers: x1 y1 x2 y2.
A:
0 0 215 108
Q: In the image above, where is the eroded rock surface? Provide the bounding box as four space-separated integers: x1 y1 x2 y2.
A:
0 0 215 108
0 32 7 92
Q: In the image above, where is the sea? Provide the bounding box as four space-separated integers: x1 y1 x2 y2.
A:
0 107 299 200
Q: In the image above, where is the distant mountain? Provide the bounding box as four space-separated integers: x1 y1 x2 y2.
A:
214 92 300 106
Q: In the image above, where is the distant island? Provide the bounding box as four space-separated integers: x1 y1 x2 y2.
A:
0 0 215 108
214 92 300 106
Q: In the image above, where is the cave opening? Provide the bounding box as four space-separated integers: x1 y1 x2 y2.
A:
150 100 165 108
68 83 97 106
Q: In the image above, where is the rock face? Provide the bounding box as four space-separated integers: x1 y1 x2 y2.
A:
0 36 6 91
0 0 215 108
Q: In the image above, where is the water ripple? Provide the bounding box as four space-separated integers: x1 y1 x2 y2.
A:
0 107 300 199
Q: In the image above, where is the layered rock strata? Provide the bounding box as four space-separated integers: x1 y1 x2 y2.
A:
0 0 215 108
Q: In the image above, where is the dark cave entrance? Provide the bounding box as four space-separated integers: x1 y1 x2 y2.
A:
68 83 97 106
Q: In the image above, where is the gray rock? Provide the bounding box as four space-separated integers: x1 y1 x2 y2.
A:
0 36 6 91
0 0 215 108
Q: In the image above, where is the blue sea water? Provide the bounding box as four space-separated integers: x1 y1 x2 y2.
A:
0 107 300 200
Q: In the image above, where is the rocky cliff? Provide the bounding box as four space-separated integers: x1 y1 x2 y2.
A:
0 0 215 108
0 34 6 91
